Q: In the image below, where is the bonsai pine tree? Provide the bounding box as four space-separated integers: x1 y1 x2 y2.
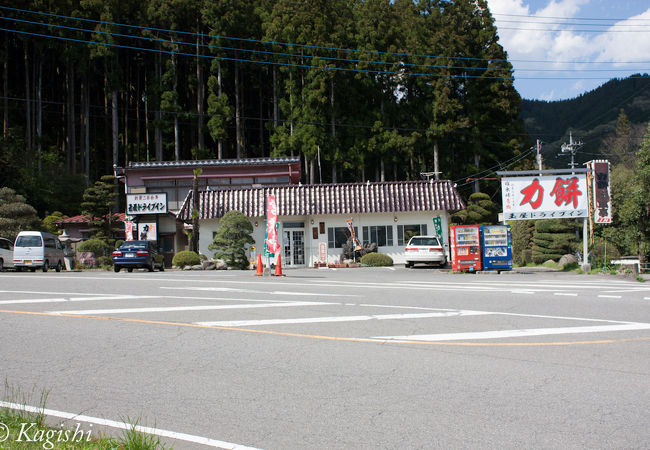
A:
208 210 255 269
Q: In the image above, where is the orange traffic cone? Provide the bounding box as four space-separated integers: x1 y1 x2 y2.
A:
254 253 264 276
273 253 285 277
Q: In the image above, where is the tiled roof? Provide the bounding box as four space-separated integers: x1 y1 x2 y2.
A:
55 213 127 225
176 180 465 221
123 156 300 170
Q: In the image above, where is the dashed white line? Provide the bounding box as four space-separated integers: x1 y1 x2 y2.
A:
598 295 622 299
196 310 493 327
373 323 650 342
0 295 159 305
49 301 335 316
0 401 258 449
554 292 578 296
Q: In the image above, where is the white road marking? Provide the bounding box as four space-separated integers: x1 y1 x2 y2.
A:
195 310 493 327
161 286 359 297
0 401 258 449
510 290 536 294
0 295 158 305
554 292 578 296
598 295 622 299
49 301 335 316
373 323 650 342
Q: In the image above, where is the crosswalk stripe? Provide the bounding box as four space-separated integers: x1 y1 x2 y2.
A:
195 310 493 327
373 323 650 342
49 301 335 316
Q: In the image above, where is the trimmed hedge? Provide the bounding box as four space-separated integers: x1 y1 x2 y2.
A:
172 250 201 268
360 253 393 267
78 238 110 256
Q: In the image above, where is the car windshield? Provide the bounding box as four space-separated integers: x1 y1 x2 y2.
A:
409 237 440 246
120 241 148 250
15 235 43 247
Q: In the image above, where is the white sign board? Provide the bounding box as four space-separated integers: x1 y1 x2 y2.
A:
137 222 157 241
126 193 167 215
501 174 588 220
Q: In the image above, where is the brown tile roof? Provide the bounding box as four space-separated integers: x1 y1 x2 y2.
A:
176 180 465 221
55 213 127 225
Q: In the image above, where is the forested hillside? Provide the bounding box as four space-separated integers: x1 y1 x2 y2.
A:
521 75 650 169
0 0 528 216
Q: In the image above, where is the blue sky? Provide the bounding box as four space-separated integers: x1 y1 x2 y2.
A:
487 0 650 101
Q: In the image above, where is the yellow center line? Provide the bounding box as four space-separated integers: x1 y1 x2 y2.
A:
2 309 649 347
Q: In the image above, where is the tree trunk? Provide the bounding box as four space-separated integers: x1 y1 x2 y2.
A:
155 54 162 161
190 170 201 253
36 55 42 173
217 64 223 159
135 63 141 162
259 75 264 156
473 153 480 193
173 49 180 161
331 77 336 183
84 79 90 185
123 90 129 166
273 66 278 129
196 29 205 153
235 62 242 158
112 90 118 170
3 33 8 136
24 44 32 158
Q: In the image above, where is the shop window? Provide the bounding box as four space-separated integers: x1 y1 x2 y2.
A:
327 226 358 248
362 225 394 247
397 224 428 245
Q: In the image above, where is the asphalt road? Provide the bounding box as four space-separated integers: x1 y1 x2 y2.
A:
1 268 649 449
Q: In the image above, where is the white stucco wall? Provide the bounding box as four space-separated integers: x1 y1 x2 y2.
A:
197 211 451 267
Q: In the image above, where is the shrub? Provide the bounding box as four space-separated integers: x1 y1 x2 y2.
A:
208 210 254 269
77 238 110 256
360 253 393 267
172 250 201 268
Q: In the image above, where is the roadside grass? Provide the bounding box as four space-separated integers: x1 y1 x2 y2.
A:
1 381 169 449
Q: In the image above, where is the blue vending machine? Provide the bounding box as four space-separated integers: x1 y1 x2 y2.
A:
479 225 512 272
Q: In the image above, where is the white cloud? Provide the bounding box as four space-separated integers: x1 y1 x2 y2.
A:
487 1 650 99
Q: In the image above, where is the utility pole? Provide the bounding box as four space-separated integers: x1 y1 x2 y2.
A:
560 131 583 173
535 139 543 175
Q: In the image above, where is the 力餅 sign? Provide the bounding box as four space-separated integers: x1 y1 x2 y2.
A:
501 174 588 220
126 193 167 215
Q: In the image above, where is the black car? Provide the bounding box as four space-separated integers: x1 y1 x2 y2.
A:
112 240 164 272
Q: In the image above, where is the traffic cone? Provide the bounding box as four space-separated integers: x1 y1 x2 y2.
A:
254 253 263 276
273 253 285 277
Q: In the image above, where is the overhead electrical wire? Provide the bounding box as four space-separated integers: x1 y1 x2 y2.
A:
2 5 649 67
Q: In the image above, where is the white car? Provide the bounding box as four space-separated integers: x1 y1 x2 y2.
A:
404 235 446 268
0 237 14 271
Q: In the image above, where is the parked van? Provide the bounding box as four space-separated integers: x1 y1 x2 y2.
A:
13 231 65 272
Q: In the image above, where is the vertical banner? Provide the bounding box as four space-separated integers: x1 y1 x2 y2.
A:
432 217 443 238
319 242 328 263
265 195 281 254
593 161 612 224
345 218 362 250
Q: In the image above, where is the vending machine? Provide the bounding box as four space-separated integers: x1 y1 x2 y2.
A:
479 224 513 272
450 225 482 272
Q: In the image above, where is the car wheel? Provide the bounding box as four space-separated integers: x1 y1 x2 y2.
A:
55 261 62 272
114 265 121 273
159 263 164 272
0 258 3 271
42 260 49 272
127 268 133 273
405 262 412 268
148 262 154 272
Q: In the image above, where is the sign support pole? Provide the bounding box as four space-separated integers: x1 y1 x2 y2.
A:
582 217 589 271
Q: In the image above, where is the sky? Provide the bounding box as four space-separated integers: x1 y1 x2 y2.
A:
486 0 650 101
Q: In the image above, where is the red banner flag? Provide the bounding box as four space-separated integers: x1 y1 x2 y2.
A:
266 195 281 254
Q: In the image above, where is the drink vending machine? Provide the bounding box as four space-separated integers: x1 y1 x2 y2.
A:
450 225 481 272
479 225 513 272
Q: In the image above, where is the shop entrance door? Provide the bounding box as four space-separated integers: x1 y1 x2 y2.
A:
283 229 305 266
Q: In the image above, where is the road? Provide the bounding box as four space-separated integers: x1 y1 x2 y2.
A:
1 268 649 449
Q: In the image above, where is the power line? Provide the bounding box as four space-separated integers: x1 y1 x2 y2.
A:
3 5 650 67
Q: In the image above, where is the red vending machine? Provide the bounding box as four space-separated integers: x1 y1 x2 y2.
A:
450 225 482 272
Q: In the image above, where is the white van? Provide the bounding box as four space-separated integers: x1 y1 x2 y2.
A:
13 231 65 272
